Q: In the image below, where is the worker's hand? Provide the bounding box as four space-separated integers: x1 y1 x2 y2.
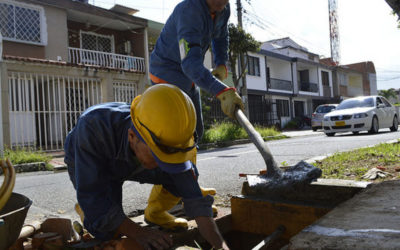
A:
216 88 244 119
211 65 228 81
133 227 172 250
116 217 173 250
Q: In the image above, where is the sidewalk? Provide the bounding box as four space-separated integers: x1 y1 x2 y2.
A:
282 129 323 138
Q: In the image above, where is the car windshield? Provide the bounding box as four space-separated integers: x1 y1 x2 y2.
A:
316 106 336 113
336 97 374 110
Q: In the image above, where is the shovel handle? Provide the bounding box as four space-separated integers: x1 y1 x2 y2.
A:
235 109 282 176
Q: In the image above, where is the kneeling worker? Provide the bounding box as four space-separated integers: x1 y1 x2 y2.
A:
64 84 229 249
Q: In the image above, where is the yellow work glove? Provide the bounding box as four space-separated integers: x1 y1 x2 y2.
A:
216 88 244 119
211 65 228 81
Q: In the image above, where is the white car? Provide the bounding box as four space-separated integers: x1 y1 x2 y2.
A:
311 104 338 131
323 96 399 136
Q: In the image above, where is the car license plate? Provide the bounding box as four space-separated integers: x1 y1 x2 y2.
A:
335 121 346 126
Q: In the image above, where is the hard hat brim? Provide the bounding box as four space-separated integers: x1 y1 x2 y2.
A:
152 153 193 174
131 120 196 170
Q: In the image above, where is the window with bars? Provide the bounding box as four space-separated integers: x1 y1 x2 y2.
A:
247 55 260 76
276 99 289 117
80 31 113 52
0 1 46 45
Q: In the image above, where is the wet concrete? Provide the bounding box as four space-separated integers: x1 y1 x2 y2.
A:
289 180 400 249
246 161 322 193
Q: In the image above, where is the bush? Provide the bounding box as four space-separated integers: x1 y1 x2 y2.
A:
283 120 298 130
1 148 52 165
201 122 284 144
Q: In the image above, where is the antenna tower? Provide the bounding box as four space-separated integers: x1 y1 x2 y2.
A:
328 0 340 65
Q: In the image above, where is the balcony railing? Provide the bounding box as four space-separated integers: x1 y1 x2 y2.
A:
299 82 319 93
268 78 292 91
68 47 145 73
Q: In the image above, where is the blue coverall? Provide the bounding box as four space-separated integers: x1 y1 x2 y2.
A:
150 0 230 140
64 102 213 240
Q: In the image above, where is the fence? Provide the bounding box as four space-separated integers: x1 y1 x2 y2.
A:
201 92 279 128
7 71 141 151
8 71 103 151
68 47 146 72
248 95 279 127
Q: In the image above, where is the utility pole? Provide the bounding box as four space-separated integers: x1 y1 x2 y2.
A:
236 0 249 116
328 0 340 65
0 32 4 158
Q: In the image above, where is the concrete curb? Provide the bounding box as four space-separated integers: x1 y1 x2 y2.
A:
0 162 46 175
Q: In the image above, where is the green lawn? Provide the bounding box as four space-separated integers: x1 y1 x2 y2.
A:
315 141 400 182
201 122 286 144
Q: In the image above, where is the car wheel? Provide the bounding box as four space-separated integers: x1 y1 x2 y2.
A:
312 127 318 131
325 132 335 137
352 131 359 135
390 116 398 132
368 116 379 134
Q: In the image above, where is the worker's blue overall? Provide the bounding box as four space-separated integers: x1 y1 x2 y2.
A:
64 102 213 240
149 0 230 141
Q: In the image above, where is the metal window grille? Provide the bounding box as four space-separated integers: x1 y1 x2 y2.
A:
8 72 102 151
276 99 290 117
81 31 113 53
0 1 42 43
113 81 138 103
247 56 260 76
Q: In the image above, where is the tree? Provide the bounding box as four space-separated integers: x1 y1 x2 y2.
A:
228 23 261 91
385 0 400 27
378 88 397 100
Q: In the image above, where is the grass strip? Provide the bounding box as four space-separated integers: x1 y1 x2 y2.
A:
201 122 286 144
315 141 400 181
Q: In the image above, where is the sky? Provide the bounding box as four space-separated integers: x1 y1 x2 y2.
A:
92 0 400 90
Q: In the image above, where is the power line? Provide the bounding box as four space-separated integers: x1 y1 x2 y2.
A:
241 4 329 55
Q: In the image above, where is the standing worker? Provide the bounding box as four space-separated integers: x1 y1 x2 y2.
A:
65 84 229 250
148 0 244 230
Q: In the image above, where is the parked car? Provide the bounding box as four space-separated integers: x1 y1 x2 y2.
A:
323 96 399 136
311 104 338 131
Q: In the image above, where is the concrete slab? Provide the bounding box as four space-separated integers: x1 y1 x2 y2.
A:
289 180 400 249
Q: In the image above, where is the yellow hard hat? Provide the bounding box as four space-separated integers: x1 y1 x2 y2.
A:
130 84 197 173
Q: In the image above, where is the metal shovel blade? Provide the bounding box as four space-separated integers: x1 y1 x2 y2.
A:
246 161 322 191
235 109 322 191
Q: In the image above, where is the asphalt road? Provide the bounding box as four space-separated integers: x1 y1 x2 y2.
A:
11 129 400 224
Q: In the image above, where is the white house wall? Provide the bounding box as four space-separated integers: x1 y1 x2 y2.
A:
266 57 291 81
44 5 69 61
246 52 266 91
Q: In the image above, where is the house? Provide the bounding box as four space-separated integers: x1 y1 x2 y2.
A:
241 37 376 128
241 38 335 127
320 59 377 98
0 0 161 151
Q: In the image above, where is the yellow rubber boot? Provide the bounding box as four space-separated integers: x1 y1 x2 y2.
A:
201 187 216 196
144 185 188 229
75 203 85 224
